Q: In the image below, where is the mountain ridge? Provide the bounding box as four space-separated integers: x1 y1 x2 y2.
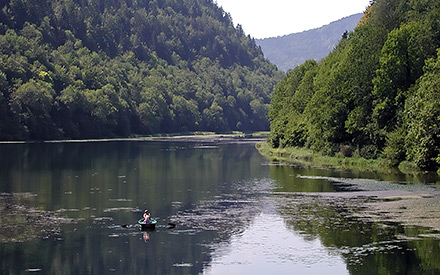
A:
256 13 363 71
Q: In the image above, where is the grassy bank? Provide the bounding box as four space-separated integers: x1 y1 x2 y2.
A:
256 142 440 180
256 141 395 173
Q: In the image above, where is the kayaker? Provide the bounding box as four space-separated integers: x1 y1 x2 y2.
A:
142 210 151 224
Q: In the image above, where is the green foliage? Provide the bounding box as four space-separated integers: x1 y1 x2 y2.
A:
382 126 406 166
404 50 440 170
268 60 317 148
372 21 436 136
303 40 352 153
268 0 440 171
10 79 58 139
0 0 282 140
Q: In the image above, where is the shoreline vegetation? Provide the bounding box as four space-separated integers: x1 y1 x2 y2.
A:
256 141 439 178
256 141 440 233
256 141 390 172
266 0 440 173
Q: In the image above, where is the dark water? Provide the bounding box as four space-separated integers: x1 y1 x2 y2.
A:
0 140 439 274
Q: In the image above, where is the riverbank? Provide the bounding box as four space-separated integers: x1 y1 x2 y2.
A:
255 141 438 177
256 141 390 172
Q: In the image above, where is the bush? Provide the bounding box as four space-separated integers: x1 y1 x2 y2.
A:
382 127 406 166
360 145 380 159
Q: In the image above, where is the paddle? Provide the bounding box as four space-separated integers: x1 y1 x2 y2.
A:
120 222 176 229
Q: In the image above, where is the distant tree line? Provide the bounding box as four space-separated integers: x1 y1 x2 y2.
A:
0 0 282 140
268 0 440 171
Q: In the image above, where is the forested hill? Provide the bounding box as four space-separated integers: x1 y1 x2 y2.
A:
256 13 363 72
0 0 282 140
268 0 440 171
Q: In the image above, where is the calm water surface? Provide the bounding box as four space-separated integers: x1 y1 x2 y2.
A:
0 140 439 274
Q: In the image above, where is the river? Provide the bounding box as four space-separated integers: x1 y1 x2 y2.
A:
0 139 439 274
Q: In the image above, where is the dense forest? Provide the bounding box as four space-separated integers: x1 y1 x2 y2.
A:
0 0 282 140
268 0 440 171
257 13 363 72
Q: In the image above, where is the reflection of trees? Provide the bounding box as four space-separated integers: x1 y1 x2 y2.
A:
272 194 439 274
270 165 340 193
407 237 440 272
0 182 263 275
0 141 266 214
1 226 214 274
0 141 267 274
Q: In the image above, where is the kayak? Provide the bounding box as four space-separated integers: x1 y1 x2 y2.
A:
138 218 157 230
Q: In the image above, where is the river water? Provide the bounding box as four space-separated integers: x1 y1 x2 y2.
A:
0 139 439 274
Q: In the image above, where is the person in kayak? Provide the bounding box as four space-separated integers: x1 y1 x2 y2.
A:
142 210 152 224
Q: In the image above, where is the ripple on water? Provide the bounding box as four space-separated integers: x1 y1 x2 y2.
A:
170 196 261 236
169 179 273 237
103 207 141 213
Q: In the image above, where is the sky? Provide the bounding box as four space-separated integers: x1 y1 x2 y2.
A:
215 0 372 39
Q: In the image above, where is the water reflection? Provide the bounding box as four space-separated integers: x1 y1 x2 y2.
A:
269 164 440 275
142 231 151 242
269 165 350 192
206 212 348 274
0 140 268 274
0 141 440 274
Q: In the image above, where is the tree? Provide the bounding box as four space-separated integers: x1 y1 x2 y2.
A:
372 22 436 135
0 0 281 140
10 79 57 139
266 0 440 170
268 60 317 147
203 101 226 131
404 50 440 170
171 95 201 131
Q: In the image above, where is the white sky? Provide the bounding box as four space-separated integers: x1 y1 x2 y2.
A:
215 0 372 39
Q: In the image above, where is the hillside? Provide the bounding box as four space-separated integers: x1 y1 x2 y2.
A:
268 0 440 171
256 13 363 72
0 0 282 140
